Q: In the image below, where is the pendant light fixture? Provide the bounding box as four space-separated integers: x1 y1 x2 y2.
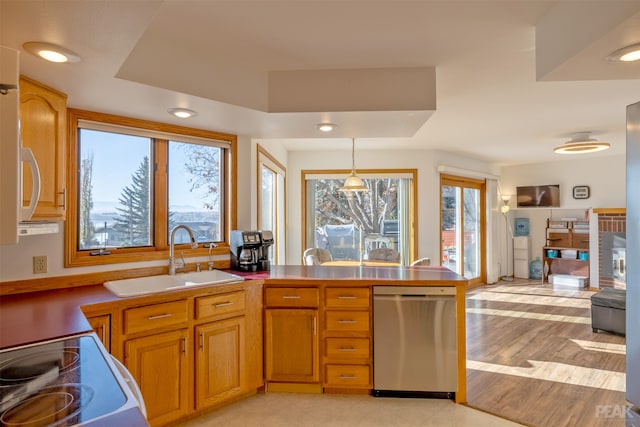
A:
339 138 368 193
553 132 610 154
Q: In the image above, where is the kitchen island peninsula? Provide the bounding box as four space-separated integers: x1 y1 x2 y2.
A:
251 265 468 403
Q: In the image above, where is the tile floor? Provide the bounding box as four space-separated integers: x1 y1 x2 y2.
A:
177 392 523 427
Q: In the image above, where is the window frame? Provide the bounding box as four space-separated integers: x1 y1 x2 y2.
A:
257 144 286 264
65 109 237 268
301 168 418 264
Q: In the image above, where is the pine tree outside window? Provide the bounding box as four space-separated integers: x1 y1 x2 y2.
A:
66 109 236 267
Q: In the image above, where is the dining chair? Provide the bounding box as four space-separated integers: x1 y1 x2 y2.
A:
410 257 431 266
303 248 333 265
367 248 400 263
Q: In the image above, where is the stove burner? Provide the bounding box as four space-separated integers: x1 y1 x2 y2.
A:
0 384 94 427
0 349 80 385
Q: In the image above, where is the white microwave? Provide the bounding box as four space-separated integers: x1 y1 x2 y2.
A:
0 46 46 245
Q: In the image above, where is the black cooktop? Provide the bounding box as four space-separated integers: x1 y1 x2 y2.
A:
0 334 129 427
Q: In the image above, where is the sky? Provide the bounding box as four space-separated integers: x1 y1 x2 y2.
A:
80 129 212 212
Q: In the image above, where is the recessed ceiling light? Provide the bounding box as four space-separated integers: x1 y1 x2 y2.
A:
317 123 337 132
168 108 198 119
23 42 80 63
553 132 610 154
607 43 640 62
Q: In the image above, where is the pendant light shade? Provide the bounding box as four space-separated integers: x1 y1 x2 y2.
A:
553 132 610 154
339 138 368 193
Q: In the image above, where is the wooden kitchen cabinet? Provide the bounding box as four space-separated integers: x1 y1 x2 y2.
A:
125 328 190 425
105 282 263 426
86 314 111 352
195 316 246 409
264 284 319 388
323 287 371 390
265 308 319 384
19 76 67 220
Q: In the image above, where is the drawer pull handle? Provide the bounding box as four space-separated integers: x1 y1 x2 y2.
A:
337 296 357 300
148 313 172 320
214 302 233 308
282 295 301 299
338 320 356 324
339 347 357 352
339 375 357 379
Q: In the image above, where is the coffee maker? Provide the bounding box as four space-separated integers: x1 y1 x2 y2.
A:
257 230 274 271
230 230 273 272
230 230 261 272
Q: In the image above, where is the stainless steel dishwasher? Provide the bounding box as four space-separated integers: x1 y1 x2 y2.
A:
373 286 457 398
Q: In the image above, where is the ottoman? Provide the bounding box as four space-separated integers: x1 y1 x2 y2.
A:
591 287 626 336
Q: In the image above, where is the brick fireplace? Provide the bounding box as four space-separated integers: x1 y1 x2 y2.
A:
596 210 626 289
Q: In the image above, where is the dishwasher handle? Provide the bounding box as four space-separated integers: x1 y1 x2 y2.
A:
373 285 456 297
373 294 455 302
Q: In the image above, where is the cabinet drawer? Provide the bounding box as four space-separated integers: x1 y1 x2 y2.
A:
195 291 246 320
572 232 590 249
325 338 369 359
325 288 370 309
124 300 188 335
265 288 319 308
325 364 370 387
325 311 369 332
547 232 570 247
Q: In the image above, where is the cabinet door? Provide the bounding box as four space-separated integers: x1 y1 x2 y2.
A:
19 77 67 220
86 314 111 352
125 329 189 425
265 309 318 383
195 317 246 410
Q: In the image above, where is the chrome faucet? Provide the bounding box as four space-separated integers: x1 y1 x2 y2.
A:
168 225 199 275
208 242 218 270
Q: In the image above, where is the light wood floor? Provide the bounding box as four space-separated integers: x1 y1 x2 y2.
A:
466 280 627 427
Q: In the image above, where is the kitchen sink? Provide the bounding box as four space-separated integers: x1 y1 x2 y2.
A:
104 270 244 297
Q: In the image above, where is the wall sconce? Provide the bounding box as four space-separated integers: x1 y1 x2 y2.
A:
501 196 511 214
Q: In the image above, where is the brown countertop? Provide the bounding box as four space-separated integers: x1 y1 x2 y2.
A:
236 264 467 285
0 265 465 349
0 284 117 350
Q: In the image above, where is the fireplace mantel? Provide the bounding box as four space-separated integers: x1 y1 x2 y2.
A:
593 208 626 214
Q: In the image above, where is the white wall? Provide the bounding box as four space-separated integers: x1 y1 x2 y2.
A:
500 154 626 272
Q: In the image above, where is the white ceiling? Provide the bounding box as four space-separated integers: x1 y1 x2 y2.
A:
1 0 639 166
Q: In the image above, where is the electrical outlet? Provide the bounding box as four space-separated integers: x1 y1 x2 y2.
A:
33 256 47 274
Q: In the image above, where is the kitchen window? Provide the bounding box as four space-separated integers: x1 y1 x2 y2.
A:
65 109 236 267
302 169 416 264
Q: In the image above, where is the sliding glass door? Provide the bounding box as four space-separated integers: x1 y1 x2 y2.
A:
441 174 486 285
302 170 417 265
